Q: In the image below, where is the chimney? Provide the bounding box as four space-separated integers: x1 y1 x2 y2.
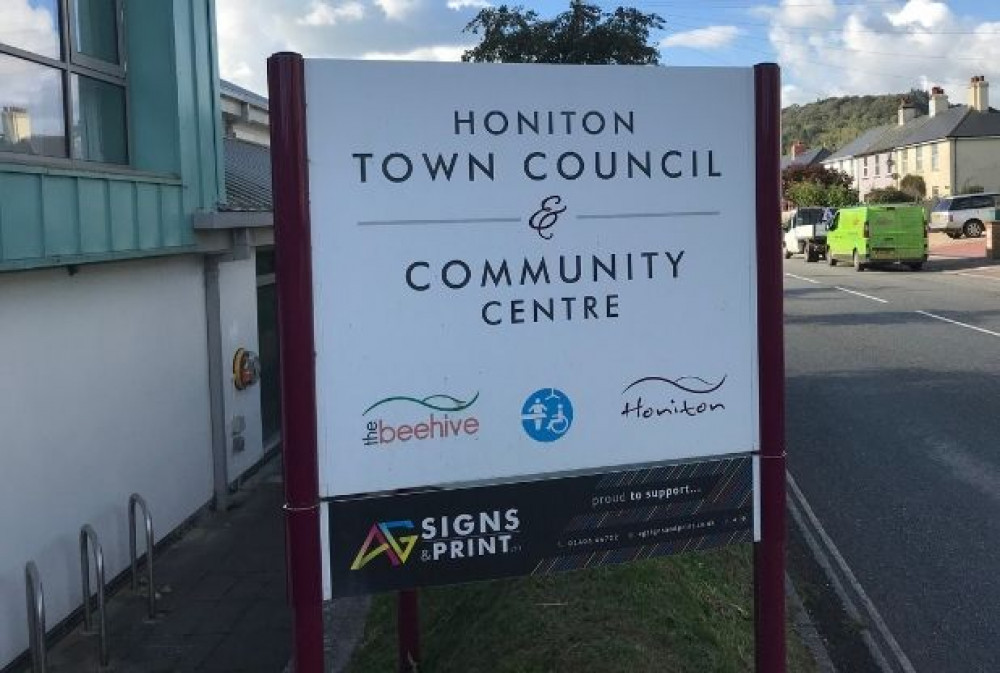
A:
969 75 989 112
790 140 806 159
929 86 949 117
898 97 917 125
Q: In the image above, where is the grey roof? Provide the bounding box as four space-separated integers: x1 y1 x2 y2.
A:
855 104 1000 155
780 147 831 170
893 105 968 148
220 79 269 110
222 137 272 212
857 107 958 155
824 124 893 162
950 107 1000 138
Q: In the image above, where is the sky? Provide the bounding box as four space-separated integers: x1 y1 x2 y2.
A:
217 0 1000 106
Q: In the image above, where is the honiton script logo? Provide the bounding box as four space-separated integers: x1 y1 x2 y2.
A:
621 375 727 420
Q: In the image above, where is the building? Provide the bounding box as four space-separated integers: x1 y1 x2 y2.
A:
893 77 1000 198
0 2 275 668
848 77 1000 201
821 124 893 186
221 80 271 147
780 140 831 171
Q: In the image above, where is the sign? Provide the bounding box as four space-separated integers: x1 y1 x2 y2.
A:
304 61 760 498
328 456 753 597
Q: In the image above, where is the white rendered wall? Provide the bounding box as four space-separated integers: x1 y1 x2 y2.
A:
217 252 264 482
0 256 214 668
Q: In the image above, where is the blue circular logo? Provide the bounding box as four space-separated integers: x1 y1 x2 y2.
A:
521 388 573 442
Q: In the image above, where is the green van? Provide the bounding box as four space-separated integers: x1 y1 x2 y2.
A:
826 205 927 271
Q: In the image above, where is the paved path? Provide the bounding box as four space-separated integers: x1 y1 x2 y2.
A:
928 231 987 259
34 458 369 673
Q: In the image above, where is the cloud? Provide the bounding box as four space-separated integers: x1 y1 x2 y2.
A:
447 0 490 10
0 0 66 134
3 0 59 55
886 0 949 29
298 1 364 26
374 0 420 21
216 0 474 94
660 25 740 50
767 0 836 28
361 44 471 61
763 0 1000 105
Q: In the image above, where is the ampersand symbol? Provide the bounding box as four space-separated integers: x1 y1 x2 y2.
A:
528 195 567 240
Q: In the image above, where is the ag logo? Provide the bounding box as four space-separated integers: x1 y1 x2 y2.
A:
351 520 419 570
521 388 573 442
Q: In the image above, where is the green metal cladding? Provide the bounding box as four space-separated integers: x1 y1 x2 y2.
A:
0 0 224 271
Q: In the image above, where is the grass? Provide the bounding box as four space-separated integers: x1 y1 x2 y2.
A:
346 545 818 672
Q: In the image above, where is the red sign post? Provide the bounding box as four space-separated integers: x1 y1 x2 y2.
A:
267 53 325 672
752 62 787 673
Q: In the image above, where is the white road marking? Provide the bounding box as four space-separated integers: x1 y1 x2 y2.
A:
916 310 1000 338
787 497 895 673
833 286 889 304
945 271 1000 281
788 473 918 673
785 273 821 284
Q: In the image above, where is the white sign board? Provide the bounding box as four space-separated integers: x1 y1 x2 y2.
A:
305 61 759 497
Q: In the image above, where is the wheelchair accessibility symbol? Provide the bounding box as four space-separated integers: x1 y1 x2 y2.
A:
521 388 574 442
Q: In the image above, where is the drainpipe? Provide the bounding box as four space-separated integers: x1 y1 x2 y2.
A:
204 255 229 511
950 138 957 195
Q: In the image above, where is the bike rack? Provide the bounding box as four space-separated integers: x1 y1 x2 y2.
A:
79 525 109 666
24 561 46 673
128 493 156 619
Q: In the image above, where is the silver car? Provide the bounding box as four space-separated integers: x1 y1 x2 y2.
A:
929 192 998 238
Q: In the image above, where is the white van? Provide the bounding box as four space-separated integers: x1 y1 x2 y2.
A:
782 207 834 262
929 192 998 238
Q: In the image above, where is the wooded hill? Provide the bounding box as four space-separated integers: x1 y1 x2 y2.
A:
781 89 930 153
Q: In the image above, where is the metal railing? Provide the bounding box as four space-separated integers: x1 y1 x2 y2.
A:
128 493 156 619
79 525 109 666
24 561 46 673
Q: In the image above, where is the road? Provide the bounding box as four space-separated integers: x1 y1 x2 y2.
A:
783 235 1000 673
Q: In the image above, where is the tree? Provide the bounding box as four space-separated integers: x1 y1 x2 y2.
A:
462 0 665 64
782 164 852 194
786 181 858 208
899 174 926 199
865 187 913 204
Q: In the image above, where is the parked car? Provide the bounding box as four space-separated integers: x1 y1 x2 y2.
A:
929 192 998 238
782 207 835 262
826 205 927 271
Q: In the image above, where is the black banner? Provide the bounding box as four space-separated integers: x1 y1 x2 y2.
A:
326 455 754 597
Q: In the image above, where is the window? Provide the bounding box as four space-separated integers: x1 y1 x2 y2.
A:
863 156 869 178
901 149 908 175
915 146 923 171
874 155 880 176
931 143 939 171
0 0 127 164
932 186 939 198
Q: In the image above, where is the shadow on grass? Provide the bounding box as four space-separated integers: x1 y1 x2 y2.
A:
346 546 818 673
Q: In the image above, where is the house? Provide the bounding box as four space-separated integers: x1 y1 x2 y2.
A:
781 140 831 171
0 2 276 668
821 124 893 186
851 77 1000 200
893 77 1000 198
